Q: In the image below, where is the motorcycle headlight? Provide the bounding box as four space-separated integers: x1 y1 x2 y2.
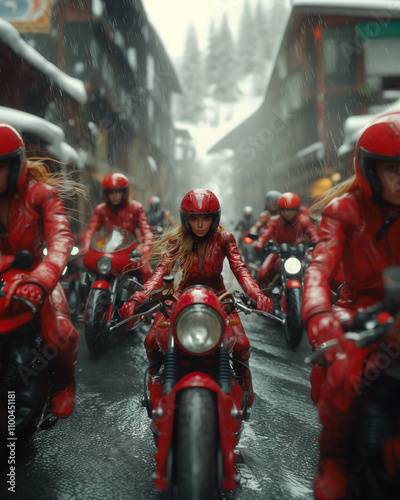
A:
97 257 112 274
175 304 224 354
284 257 302 275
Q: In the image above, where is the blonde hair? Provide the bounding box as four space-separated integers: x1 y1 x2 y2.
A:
26 158 86 200
309 175 359 216
148 222 225 287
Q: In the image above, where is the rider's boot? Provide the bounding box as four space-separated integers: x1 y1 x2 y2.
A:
314 411 353 500
52 361 76 419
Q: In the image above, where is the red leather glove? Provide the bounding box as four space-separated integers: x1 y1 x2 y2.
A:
306 312 350 364
119 300 137 329
255 293 274 314
5 277 44 312
254 241 263 252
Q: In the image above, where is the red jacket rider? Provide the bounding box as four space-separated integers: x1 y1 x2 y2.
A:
0 122 78 418
302 111 400 500
120 189 274 405
81 173 153 283
254 192 318 288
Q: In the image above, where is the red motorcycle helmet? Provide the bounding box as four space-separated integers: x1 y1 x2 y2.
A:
277 192 301 211
0 122 27 197
102 172 129 208
355 111 400 199
180 188 221 237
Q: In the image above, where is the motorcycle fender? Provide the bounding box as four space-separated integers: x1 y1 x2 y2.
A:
83 286 110 323
153 373 239 491
91 280 111 290
286 279 301 289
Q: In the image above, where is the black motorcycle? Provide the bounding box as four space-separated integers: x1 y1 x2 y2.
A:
0 251 58 458
261 241 310 350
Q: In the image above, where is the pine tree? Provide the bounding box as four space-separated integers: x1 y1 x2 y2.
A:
177 24 204 123
205 20 220 90
252 0 270 94
212 13 238 102
237 0 258 78
265 0 289 60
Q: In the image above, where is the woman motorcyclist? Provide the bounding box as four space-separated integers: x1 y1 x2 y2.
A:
119 188 274 404
80 173 153 283
250 189 282 234
0 122 80 418
254 192 318 290
301 111 400 500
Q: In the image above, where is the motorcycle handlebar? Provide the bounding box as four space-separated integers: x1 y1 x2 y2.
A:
305 311 395 364
0 290 37 314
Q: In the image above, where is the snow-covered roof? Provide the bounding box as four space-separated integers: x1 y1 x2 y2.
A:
337 98 400 157
291 0 400 14
0 19 87 105
0 105 79 164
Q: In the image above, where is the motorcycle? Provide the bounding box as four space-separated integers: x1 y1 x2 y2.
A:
0 251 59 455
59 245 85 323
82 226 144 356
113 277 281 499
306 265 400 499
261 240 311 350
238 232 260 280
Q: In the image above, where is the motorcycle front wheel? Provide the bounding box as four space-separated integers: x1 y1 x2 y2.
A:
284 287 304 350
175 388 218 500
84 288 110 356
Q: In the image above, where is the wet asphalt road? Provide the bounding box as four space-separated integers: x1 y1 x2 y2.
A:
0 308 320 500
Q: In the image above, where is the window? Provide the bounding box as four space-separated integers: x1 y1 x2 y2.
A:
323 26 358 88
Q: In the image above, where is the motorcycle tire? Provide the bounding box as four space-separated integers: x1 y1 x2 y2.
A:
175 388 218 500
84 289 110 356
284 287 304 350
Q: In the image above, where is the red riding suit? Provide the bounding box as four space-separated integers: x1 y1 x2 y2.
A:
81 196 153 283
254 211 318 287
126 230 269 372
1 179 78 417
302 111 400 500
120 188 273 405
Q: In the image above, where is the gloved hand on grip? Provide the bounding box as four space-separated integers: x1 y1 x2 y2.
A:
119 300 138 329
255 293 274 314
306 312 351 364
5 276 45 312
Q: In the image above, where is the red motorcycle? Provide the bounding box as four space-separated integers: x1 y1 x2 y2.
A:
0 251 59 454
307 266 400 499
82 226 144 356
114 278 277 499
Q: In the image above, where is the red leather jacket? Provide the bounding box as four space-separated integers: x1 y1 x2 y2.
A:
81 200 153 255
302 189 400 324
256 212 318 248
131 230 264 303
0 179 73 294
